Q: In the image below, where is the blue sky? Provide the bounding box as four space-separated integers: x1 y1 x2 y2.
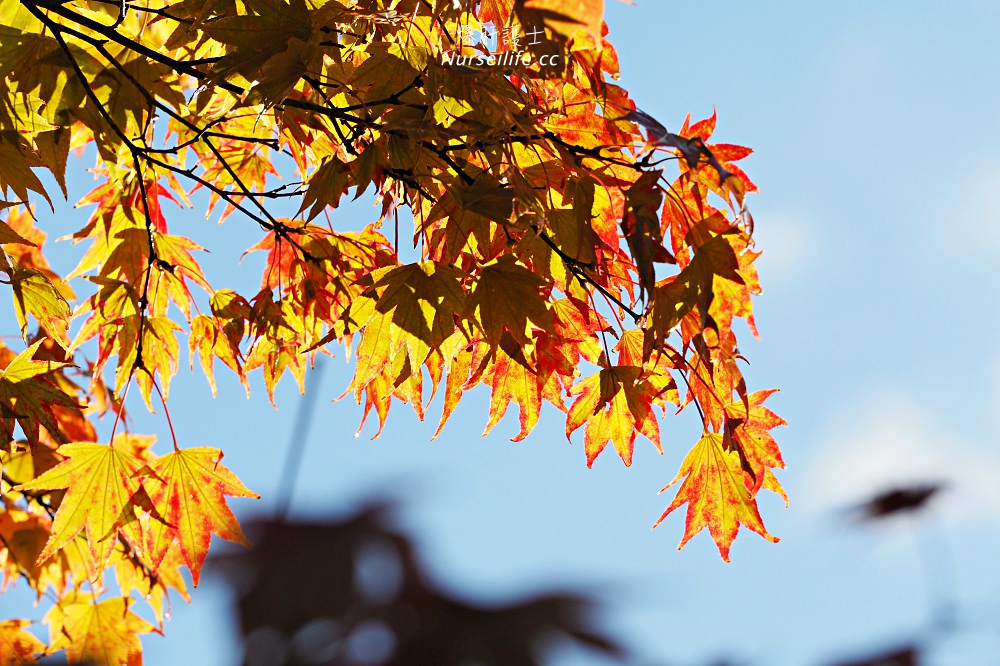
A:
6 2 1000 664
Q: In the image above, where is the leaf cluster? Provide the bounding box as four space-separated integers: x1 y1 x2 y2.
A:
0 0 785 662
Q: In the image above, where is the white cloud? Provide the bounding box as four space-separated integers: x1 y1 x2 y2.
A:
929 161 1000 256
797 389 1000 527
751 209 820 283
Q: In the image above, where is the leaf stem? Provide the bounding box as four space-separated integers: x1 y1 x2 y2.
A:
140 371 178 451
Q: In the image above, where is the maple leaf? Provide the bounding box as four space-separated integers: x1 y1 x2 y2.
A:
621 171 673 299
0 509 58 595
8 263 73 349
0 341 83 448
0 133 51 209
115 540 190 626
0 218 35 246
0 619 45 666
142 447 258 586
431 336 479 440
647 232 745 344
566 367 661 467
724 389 788 501
15 443 145 569
453 179 515 223
655 433 778 561
371 261 466 364
464 255 554 348
201 0 315 103
45 593 154 666
679 110 758 198
483 341 543 441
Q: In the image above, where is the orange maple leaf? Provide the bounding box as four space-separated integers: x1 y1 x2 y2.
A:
143 447 258 586
483 342 543 442
680 110 758 195
724 389 788 502
655 433 778 561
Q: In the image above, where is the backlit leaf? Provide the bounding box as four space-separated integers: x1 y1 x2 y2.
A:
464 255 554 348
45 593 154 666
655 433 778 561
143 447 259 586
566 367 661 467
0 619 44 665
9 264 72 349
0 342 82 448
16 443 145 569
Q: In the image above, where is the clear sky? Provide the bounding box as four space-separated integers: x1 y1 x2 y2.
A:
6 2 1000 665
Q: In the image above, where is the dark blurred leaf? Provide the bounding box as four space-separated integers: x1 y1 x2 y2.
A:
828 645 919 666
854 484 943 521
214 500 623 666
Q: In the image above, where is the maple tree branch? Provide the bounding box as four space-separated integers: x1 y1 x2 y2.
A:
26 0 658 292
35 7 316 256
20 0 374 129
302 75 360 156
339 75 426 112
130 154 158 374
384 168 436 201
426 145 475 186
542 132 644 172
207 184 316 266
22 0 654 205
26 5 131 146
142 120 282 154
152 159 278 229
531 226 642 324
214 184 306 199
30 10 165 386
4 472 58 518
420 0 456 45
2 471 26 492
197 135 291 229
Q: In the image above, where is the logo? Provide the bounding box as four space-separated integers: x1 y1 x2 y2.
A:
440 22 560 68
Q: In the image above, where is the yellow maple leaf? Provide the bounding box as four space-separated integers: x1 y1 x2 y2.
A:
0 619 45 665
16 443 145 569
45 593 154 666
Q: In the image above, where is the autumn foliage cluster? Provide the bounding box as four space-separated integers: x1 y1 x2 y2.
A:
0 0 785 662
